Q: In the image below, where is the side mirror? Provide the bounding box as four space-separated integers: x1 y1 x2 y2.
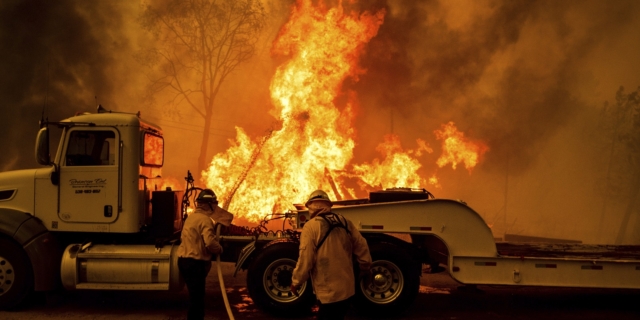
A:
35 127 50 165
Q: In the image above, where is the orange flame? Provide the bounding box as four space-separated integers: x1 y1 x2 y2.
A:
352 135 433 191
154 177 182 192
201 1 488 223
203 1 385 222
434 121 489 173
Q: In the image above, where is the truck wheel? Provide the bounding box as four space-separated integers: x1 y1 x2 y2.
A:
0 238 33 310
246 241 315 316
354 242 420 317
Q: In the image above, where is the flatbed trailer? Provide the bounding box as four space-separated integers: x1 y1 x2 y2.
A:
331 197 640 288
233 189 640 317
466 242 640 288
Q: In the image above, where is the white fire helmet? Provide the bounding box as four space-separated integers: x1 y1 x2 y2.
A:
305 189 332 208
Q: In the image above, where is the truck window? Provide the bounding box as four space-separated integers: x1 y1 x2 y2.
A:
142 132 163 167
65 131 116 166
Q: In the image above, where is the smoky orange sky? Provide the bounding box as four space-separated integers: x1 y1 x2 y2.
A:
1 0 640 244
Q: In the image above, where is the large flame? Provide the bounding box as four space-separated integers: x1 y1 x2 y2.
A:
203 0 385 222
202 1 488 223
434 121 489 173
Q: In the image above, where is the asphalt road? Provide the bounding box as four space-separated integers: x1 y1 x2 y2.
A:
1 262 639 320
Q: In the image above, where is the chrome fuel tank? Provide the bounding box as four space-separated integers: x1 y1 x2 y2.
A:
61 243 183 291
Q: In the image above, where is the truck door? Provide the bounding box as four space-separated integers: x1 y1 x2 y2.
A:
59 128 119 224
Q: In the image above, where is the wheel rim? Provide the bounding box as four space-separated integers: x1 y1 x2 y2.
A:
262 258 307 303
360 259 404 305
0 256 15 296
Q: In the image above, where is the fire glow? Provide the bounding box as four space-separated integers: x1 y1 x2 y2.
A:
202 0 488 223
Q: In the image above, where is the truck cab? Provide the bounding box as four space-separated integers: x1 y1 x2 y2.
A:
32 111 165 233
0 108 183 309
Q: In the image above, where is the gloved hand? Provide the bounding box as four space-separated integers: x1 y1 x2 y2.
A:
290 284 300 296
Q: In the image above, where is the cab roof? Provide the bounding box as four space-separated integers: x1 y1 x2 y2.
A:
62 111 162 133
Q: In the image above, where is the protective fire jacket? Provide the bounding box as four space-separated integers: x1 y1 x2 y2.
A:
177 206 223 261
291 212 372 304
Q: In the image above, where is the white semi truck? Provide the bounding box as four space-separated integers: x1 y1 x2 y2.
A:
1 108 639 317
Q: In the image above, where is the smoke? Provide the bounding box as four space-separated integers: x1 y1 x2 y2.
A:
346 0 640 243
1 0 640 243
0 0 146 169
351 0 634 170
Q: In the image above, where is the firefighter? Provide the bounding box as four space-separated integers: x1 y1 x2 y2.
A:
290 189 372 320
177 188 232 320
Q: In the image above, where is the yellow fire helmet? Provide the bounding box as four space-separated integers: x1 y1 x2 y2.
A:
305 189 332 208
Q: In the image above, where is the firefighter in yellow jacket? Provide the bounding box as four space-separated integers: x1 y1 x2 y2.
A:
177 188 232 320
291 190 372 320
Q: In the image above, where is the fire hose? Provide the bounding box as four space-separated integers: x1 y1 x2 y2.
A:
216 223 235 320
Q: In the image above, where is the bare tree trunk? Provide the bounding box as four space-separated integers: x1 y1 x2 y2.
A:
615 172 640 244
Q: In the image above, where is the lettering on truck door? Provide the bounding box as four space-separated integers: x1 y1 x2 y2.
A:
59 128 119 224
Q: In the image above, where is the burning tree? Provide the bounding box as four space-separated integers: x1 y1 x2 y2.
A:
139 0 266 176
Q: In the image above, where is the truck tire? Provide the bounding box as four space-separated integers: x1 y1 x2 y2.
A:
246 241 315 316
0 238 33 310
354 242 420 317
